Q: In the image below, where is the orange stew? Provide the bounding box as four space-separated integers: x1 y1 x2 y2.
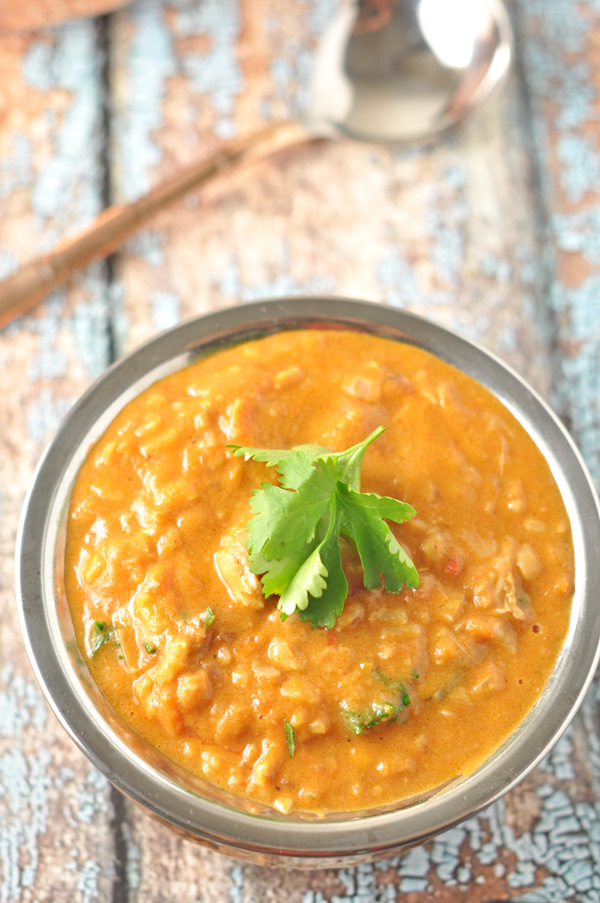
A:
65 330 574 814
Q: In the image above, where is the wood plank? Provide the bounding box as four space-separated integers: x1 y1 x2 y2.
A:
514 0 600 896
517 0 600 488
0 20 117 903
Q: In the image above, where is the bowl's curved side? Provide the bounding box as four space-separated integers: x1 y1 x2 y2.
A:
15 297 600 865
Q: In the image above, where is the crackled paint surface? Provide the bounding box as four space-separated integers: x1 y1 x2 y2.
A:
1 0 599 901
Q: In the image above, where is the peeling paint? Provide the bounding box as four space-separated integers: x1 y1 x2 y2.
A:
538 732 576 782
126 229 167 267
7 14 112 443
0 667 49 903
121 822 141 891
118 2 176 201
228 864 244 903
556 134 600 205
70 266 113 378
0 135 32 200
76 858 101 903
520 0 600 483
392 844 430 893
217 247 337 303
25 385 77 444
21 20 105 240
151 290 181 331
553 208 600 264
553 276 600 481
0 251 18 282
377 244 420 308
173 0 244 139
21 39 56 93
265 0 337 115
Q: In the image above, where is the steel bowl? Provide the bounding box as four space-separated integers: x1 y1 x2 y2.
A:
16 297 600 867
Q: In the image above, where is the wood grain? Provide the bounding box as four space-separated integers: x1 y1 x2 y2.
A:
1 0 599 900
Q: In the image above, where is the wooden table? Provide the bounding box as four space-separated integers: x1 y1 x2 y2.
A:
1 1 599 900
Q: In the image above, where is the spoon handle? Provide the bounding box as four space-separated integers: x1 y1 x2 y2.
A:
0 119 306 331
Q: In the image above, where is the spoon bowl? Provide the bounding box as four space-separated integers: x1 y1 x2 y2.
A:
307 0 513 142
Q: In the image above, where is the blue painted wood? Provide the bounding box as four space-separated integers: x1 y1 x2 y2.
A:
1 0 599 899
0 18 117 903
518 0 600 490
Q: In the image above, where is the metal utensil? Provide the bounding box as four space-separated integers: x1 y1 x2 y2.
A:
0 0 512 329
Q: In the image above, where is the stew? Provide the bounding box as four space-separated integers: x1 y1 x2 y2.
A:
65 329 573 814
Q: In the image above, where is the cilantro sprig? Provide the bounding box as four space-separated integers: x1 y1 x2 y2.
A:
90 621 116 655
229 426 419 628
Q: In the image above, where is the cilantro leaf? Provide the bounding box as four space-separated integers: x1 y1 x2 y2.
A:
343 701 399 735
200 606 216 626
228 427 418 628
336 484 419 592
90 621 116 655
247 465 334 562
279 494 348 629
229 444 330 471
284 720 296 757
342 678 411 735
330 424 385 489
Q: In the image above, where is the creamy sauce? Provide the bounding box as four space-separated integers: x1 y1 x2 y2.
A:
65 330 573 814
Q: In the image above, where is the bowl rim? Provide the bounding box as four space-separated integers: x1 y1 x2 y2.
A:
16 296 600 862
